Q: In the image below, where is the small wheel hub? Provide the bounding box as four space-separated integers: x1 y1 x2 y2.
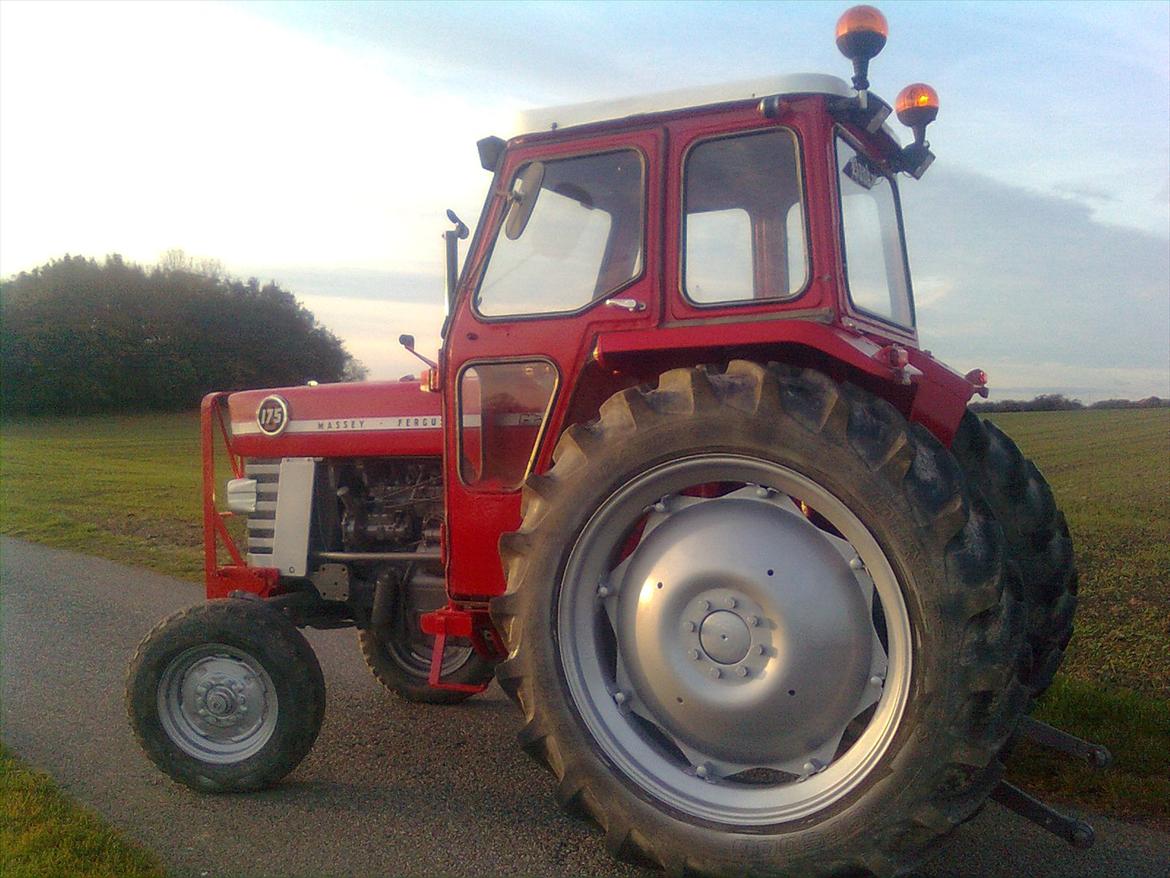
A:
158 645 277 762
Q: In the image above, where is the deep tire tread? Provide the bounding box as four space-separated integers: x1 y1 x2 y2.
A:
951 410 1077 695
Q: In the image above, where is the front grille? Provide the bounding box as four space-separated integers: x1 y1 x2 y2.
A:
244 459 280 566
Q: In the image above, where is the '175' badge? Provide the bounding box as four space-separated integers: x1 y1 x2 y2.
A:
256 396 289 436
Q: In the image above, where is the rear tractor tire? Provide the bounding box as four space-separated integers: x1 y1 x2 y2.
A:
491 363 1029 878
951 410 1077 697
126 598 325 792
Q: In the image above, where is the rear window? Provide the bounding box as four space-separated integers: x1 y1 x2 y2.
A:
683 129 808 305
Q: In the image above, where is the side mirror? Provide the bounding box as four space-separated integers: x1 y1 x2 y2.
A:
504 161 545 240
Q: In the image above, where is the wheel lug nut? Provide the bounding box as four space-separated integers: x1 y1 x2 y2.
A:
695 763 712 779
653 502 667 513
613 690 628 705
755 487 769 498
870 675 884 687
756 644 766 655
849 556 864 570
736 666 749 678
747 615 760 627
597 585 611 599
699 600 710 611
725 597 737 609
709 667 721 679
689 649 701 660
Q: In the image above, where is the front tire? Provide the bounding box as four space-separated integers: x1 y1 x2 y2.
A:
491 363 1028 877
126 599 326 792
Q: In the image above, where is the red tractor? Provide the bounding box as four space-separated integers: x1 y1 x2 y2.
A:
127 8 1106 875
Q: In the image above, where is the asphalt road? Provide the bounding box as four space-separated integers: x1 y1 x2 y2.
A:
2 537 1166 878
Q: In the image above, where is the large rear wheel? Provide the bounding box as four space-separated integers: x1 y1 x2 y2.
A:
491 363 1028 877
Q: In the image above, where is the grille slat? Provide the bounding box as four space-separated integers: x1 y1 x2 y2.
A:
245 458 281 565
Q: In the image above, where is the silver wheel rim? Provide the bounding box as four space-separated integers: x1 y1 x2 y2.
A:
158 643 279 764
557 455 912 825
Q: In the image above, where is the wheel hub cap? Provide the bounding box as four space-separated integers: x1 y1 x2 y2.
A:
157 645 278 763
699 611 750 664
609 492 876 770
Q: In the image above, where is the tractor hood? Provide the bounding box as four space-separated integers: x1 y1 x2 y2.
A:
225 378 444 459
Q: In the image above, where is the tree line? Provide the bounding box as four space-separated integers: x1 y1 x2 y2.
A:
969 393 1169 413
1 253 366 416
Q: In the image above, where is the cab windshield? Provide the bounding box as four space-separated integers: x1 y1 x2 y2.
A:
836 136 914 328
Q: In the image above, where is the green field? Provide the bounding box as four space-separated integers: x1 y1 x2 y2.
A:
1 407 1168 829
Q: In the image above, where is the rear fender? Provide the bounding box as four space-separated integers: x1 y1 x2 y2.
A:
587 322 975 445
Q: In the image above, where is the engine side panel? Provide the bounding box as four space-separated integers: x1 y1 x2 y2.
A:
226 379 445 458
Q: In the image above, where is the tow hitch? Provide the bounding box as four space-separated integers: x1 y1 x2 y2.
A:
993 715 1113 848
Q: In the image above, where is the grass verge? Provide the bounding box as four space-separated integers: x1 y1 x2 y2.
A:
0 744 165 878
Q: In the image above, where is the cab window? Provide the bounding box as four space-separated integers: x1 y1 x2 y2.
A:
683 129 808 304
836 137 914 327
476 150 644 317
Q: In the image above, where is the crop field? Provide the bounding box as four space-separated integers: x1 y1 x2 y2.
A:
1 407 1167 826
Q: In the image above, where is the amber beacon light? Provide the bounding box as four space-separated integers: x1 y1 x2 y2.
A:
896 83 939 147
836 5 889 91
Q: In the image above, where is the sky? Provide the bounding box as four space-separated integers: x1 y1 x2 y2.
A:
1 0 1167 401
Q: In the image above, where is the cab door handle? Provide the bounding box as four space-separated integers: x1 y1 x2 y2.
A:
604 297 645 313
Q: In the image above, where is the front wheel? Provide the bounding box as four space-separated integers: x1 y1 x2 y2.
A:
126 599 326 792
491 364 1028 877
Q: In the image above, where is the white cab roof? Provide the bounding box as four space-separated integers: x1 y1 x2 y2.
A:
513 74 853 136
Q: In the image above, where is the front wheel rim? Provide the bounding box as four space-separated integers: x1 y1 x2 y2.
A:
556 454 912 826
157 643 279 764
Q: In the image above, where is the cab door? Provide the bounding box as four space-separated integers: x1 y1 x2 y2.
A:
441 126 663 599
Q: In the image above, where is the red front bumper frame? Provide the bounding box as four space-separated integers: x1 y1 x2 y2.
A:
201 393 281 600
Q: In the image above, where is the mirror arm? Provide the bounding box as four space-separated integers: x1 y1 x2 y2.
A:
399 334 438 370
443 209 470 312
445 229 460 312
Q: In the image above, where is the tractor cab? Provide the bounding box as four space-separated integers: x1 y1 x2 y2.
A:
437 14 954 602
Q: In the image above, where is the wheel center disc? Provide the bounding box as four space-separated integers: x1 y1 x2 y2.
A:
612 497 873 766
699 611 751 664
